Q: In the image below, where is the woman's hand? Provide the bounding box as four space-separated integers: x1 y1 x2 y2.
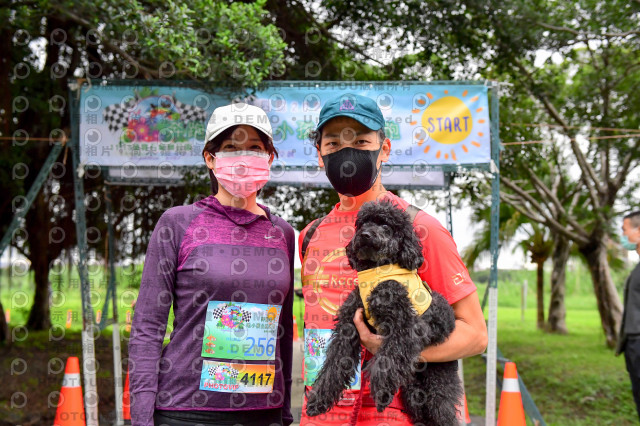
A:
353 308 383 355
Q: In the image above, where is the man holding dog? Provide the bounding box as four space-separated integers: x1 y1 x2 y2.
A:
298 93 488 425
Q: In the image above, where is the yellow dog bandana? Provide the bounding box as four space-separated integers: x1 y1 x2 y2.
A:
356 263 432 327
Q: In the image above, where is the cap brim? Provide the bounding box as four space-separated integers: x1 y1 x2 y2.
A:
316 112 384 132
206 124 273 144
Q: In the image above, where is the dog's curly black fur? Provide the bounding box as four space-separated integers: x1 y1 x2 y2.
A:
305 199 463 425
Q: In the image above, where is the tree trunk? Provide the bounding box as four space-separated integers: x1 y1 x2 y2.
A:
24 20 68 331
0 27 11 137
26 261 52 331
547 235 570 333
537 260 545 329
0 302 9 344
26 191 52 330
0 27 13 342
579 239 623 348
8 245 13 290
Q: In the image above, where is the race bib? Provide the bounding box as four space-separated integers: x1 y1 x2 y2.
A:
303 328 361 390
200 360 275 393
202 301 281 361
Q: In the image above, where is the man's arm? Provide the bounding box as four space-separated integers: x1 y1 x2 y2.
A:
353 290 487 362
418 290 487 362
353 205 488 361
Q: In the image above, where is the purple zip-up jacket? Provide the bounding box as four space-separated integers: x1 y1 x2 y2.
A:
129 195 295 426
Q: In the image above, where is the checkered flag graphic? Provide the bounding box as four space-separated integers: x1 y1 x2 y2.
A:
241 310 252 323
306 334 327 349
211 304 226 319
209 365 239 379
102 99 136 132
102 97 207 133
174 100 208 124
229 367 239 379
211 304 252 322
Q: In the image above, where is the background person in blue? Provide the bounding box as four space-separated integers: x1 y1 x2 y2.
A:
617 210 640 420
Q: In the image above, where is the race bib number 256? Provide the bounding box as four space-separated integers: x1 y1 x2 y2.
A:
202 301 281 361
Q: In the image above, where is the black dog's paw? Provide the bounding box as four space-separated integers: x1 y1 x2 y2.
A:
371 388 395 413
305 401 326 418
305 388 333 417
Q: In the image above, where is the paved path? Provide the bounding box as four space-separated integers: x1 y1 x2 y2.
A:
290 340 304 425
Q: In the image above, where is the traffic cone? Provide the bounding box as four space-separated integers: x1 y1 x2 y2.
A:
462 393 472 424
125 309 131 332
497 362 526 426
456 392 472 425
66 309 73 329
54 356 86 426
293 315 299 341
123 366 131 423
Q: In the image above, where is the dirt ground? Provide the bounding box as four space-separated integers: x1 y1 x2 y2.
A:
0 328 127 425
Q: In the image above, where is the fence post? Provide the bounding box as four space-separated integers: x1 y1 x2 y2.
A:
521 279 527 321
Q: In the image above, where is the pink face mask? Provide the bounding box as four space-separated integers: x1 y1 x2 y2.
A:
212 150 271 198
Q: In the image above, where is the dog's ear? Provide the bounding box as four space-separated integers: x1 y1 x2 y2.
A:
399 238 424 270
345 239 357 269
399 217 425 271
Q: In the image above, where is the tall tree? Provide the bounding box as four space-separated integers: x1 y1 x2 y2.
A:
463 205 554 330
1 0 286 331
319 0 640 347
548 234 571 333
520 223 554 329
483 1 639 347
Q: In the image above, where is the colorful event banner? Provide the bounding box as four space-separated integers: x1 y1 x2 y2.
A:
78 81 491 168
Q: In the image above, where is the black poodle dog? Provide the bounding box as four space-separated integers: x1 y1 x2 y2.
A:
305 199 463 425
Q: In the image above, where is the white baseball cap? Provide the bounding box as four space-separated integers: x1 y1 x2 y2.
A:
204 103 273 144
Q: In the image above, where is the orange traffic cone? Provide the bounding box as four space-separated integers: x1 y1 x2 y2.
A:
497 362 526 426
293 315 299 341
463 393 472 424
54 356 86 426
123 365 131 423
456 392 472 424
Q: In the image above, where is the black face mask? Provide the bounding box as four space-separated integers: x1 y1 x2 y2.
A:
321 145 383 196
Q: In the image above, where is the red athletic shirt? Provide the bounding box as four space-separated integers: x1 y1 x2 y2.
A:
298 192 477 418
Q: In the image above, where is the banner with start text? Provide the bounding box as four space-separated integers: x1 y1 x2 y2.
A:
78 81 491 177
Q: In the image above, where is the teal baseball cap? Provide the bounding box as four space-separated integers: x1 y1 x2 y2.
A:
316 94 385 132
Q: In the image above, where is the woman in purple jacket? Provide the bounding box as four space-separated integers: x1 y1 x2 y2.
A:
129 103 295 426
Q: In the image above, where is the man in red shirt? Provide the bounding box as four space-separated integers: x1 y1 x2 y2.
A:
299 93 488 425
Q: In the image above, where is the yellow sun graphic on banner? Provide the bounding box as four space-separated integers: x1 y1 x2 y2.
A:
266 307 279 321
412 89 486 161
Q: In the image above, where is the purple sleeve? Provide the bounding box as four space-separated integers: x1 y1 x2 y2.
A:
279 223 295 425
128 211 178 426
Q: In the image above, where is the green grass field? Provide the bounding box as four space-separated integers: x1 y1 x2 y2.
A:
465 266 636 425
0 263 306 343
0 262 637 424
